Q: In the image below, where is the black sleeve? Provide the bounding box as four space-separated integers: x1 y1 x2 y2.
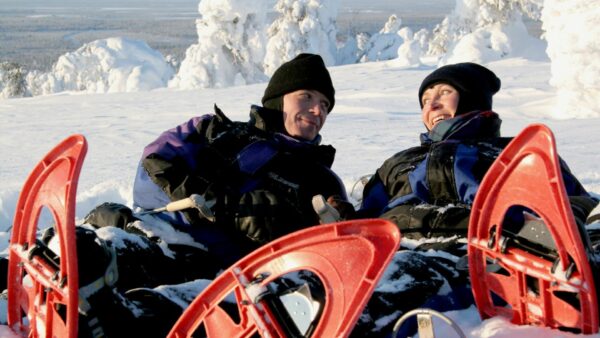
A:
570 195 599 225
140 116 235 223
142 155 209 202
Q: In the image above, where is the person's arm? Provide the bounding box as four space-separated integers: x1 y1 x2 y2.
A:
140 115 215 200
558 156 600 224
358 173 391 218
133 115 230 226
379 203 470 239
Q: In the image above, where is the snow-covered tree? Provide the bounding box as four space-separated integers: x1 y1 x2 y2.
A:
335 32 369 65
337 15 424 66
429 0 544 64
413 28 430 55
26 37 174 96
170 0 269 89
358 15 404 63
264 0 339 76
542 0 600 118
0 62 29 98
394 28 422 67
336 35 359 65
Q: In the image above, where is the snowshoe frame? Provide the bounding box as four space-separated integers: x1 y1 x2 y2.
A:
468 124 599 333
7 134 87 337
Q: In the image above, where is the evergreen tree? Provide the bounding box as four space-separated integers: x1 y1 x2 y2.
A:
0 62 29 98
171 0 269 89
264 0 339 76
428 0 543 56
358 14 404 62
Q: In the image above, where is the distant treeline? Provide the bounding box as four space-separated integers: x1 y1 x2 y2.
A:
0 15 197 71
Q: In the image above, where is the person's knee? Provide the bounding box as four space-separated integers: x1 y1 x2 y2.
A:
84 202 138 229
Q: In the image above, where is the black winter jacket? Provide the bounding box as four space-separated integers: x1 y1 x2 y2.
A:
133 105 347 265
360 111 591 239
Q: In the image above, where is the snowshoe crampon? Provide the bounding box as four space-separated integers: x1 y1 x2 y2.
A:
468 124 599 334
167 218 400 338
7 135 87 337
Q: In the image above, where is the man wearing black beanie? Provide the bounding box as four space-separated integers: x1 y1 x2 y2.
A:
67 53 351 333
132 52 346 263
260 53 335 141
262 53 335 113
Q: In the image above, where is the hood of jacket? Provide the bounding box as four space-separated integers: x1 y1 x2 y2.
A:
249 105 324 145
214 104 336 168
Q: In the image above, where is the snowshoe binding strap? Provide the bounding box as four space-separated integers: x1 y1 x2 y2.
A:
78 242 119 314
392 308 466 338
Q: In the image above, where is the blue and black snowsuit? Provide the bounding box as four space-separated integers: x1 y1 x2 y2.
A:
361 110 591 238
352 110 596 337
133 104 347 268
69 105 347 337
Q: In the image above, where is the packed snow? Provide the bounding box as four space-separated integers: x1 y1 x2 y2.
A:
2 0 600 337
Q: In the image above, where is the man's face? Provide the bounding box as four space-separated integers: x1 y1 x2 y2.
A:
282 89 330 141
421 83 460 130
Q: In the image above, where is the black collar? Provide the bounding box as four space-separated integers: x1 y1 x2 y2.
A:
420 110 502 144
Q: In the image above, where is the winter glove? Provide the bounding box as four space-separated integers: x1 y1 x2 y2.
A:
235 190 283 244
326 195 356 220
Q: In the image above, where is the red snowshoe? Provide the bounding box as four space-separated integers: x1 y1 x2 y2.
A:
5 134 402 338
468 124 599 334
7 135 87 337
167 218 400 338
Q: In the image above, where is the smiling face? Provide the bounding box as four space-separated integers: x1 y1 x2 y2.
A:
421 83 460 130
282 89 330 141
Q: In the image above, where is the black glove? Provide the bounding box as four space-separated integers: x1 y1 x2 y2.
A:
234 190 283 244
326 195 356 220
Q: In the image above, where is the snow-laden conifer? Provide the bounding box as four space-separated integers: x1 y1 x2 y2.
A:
264 0 339 76
170 0 269 88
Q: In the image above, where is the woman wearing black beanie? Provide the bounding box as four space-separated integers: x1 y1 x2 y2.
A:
418 62 501 130
361 61 591 239
352 62 594 336
419 63 500 113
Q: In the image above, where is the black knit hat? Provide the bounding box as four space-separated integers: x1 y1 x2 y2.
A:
418 62 501 115
262 53 335 113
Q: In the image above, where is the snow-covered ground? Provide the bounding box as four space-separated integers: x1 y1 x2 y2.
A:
2 0 600 336
1 55 600 337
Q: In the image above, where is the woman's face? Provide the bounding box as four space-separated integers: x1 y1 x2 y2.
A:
421 83 460 130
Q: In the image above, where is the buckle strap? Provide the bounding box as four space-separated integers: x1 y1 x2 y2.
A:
79 242 119 314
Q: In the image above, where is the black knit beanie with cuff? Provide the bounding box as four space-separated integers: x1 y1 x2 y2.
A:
418 62 501 116
262 53 335 113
